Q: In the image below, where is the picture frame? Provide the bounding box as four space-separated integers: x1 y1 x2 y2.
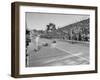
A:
11 2 98 78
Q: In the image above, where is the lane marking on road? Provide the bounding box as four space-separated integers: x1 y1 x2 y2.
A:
55 46 89 62
41 53 82 64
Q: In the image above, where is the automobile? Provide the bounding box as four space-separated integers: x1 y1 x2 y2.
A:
42 43 49 47
52 40 56 43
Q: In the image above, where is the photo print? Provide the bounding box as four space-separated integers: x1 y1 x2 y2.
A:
25 12 90 67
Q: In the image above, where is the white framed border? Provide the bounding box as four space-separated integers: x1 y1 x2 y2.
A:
19 5 96 75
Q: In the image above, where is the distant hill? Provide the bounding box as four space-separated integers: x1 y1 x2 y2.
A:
56 18 90 41
59 18 89 33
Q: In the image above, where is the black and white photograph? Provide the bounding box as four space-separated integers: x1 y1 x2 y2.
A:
11 2 97 78
26 12 90 67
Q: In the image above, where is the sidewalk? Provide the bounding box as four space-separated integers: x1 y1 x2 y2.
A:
58 39 89 45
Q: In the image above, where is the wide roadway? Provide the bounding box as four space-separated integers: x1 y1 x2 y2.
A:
27 38 89 67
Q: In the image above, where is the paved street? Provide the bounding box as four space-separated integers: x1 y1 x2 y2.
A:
27 38 89 67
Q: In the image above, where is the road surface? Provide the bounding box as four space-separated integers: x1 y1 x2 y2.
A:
26 38 89 67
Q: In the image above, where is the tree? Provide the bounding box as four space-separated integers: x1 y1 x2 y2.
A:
46 23 56 32
78 32 81 41
26 29 31 48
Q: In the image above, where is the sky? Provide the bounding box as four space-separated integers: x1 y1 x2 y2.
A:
26 12 89 30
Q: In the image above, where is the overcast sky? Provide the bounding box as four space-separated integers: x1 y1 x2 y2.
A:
26 12 89 30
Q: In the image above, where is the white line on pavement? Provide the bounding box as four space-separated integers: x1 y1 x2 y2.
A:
41 53 82 64
55 46 89 62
